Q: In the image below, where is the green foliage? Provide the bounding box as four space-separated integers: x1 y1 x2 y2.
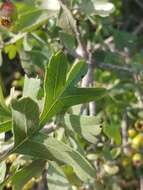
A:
0 0 143 189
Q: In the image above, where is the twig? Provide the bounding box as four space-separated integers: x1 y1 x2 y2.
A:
93 36 114 51
96 62 135 74
69 50 136 74
140 176 143 190
76 41 96 115
59 0 97 115
59 1 97 115
117 178 139 188
133 20 143 35
121 112 131 155
41 122 58 134
133 74 143 107
135 0 143 10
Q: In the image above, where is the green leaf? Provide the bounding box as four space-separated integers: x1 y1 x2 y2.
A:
11 160 45 190
59 32 76 50
14 9 57 32
113 29 137 50
0 105 11 119
0 120 12 134
4 44 17 60
103 122 121 145
0 161 6 184
62 88 106 107
13 132 95 182
40 0 60 11
66 60 87 87
12 97 40 146
80 0 115 17
40 51 106 126
23 75 41 100
57 2 77 34
0 82 9 113
47 162 73 190
63 114 102 143
0 50 3 66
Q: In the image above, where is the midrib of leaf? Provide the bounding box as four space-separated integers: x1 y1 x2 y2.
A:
40 71 71 126
40 91 65 127
23 100 28 136
40 59 86 126
12 137 29 154
0 136 29 163
61 93 95 100
53 55 62 99
40 87 105 126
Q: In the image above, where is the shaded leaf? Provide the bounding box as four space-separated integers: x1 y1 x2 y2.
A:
103 122 121 145
47 162 73 190
13 132 95 182
12 97 39 145
14 9 57 32
23 75 41 100
0 162 6 184
63 114 102 143
11 160 45 190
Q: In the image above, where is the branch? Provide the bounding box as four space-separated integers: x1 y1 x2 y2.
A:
135 0 143 10
140 176 143 190
133 20 143 35
118 178 139 188
59 1 97 115
96 62 136 74
121 112 130 155
69 50 136 74
133 74 143 107
41 122 58 134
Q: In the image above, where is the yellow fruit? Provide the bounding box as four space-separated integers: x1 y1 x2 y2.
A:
131 134 143 150
122 158 130 167
103 164 119 175
132 153 143 166
134 120 143 132
23 178 35 190
128 129 137 138
6 182 11 188
35 176 42 183
6 154 17 163
0 1 17 28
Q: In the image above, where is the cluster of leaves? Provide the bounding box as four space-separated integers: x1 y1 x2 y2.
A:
0 0 143 190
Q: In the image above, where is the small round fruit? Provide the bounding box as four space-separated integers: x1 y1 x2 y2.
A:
122 158 130 167
6 154 17 163
0 1 17 28
131 134 143 150
132 153 143 167
23 178 35 190
134 120 143 132
128 129 137 138
103 164 119 175
0 1 16 17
